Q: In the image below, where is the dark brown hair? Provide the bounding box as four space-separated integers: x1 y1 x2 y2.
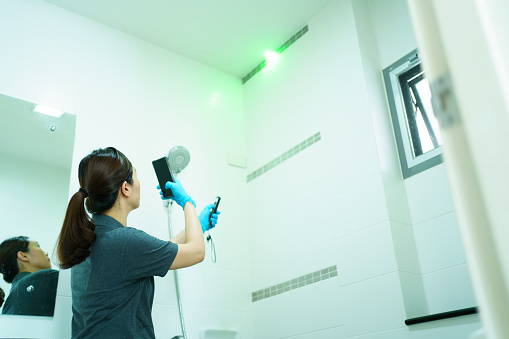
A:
0 286 4 308
57 147 133 269
0 236 29 283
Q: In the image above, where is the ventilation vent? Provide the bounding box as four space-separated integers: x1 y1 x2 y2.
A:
247 131 321 183
242 25 309 84
252 265 337 303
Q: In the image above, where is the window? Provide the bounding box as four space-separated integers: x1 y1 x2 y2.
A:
383 49 443 178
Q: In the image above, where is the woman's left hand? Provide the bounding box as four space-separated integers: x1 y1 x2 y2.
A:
198 204 221 233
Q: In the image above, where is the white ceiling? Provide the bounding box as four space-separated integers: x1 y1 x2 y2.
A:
0 94 76 169
42 0 334 79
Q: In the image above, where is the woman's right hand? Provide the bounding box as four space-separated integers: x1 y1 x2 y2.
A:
157 179 195 209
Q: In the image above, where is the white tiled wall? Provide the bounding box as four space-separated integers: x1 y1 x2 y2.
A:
404 164 456 224
182 307 253 339
327 175 389 237
246 0 480 337
390 221 420 274
397 271 428 319
366 0 477 324
423 264 477 314
325 134 381 194
340 272 407 337
368 0 417 69
413 212 467 274
408 314 481 339
349 327 409 339
354 0 426 323
252 278 342 338
245 0 409 337
0 315 53 338
335 221 397 286
250 216 337 291
49 296 72 338
287 326 346 339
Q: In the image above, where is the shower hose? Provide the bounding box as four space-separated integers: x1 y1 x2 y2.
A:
165 199 217 338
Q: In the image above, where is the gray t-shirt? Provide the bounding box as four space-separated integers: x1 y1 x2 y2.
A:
1 269 58 316
71 214 178 339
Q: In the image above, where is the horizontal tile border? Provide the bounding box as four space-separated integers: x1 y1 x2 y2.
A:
252 265 337 302
247 131 321 183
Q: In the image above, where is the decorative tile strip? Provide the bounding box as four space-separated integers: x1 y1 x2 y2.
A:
247 131 321 183
251 265 337 302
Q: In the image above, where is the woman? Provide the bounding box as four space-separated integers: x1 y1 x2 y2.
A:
0 236 59 316
57 147 219 339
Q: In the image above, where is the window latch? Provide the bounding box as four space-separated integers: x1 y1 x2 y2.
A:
431 73 461 129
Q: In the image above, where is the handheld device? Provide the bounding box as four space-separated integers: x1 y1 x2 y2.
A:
209 196 221 226
152 157 175 198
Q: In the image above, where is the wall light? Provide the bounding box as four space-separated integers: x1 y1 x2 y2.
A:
264 50 280 69
34 104 64 118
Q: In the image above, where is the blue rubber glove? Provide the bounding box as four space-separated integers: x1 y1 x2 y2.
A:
198 203 221 233
157 179 196 209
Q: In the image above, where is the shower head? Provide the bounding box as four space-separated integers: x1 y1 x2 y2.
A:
167 146 190 174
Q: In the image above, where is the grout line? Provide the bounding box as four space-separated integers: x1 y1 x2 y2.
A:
276 325 345 339
412 210 457 227
397 270 423 276
250 217 332 256
185 265 251 274
326 172 381 197
338 270 399 288
346 326 408 339
152 303 251 313
330 218 392 242
421 263 468 275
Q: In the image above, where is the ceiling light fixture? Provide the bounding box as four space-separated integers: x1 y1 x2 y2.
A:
34 104 64 118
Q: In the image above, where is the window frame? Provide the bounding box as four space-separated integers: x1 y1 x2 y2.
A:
383 49 443 179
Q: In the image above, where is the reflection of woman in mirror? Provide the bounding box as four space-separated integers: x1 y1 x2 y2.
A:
57 147 218 338
0 236 59 316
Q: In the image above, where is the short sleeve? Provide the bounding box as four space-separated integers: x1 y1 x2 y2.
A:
120 227 178 280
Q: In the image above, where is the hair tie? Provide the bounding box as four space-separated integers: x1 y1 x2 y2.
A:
79 188 89 197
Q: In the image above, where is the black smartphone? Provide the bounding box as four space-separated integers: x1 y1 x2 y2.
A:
209 196 221 225
152 157 175 198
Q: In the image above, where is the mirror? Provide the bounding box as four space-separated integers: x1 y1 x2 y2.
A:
0 93 76 317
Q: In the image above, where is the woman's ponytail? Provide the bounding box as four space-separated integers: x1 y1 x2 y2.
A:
57 190 96 269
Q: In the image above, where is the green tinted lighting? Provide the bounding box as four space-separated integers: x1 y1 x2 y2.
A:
264 50 280 69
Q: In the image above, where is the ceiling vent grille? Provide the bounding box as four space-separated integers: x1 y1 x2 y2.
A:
242 25 308 84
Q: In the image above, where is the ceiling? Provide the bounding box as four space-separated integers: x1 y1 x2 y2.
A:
0 94 76 169
42 0 334 79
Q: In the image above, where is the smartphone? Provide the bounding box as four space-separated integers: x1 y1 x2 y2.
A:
152 157 175 198
209 196 221 225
